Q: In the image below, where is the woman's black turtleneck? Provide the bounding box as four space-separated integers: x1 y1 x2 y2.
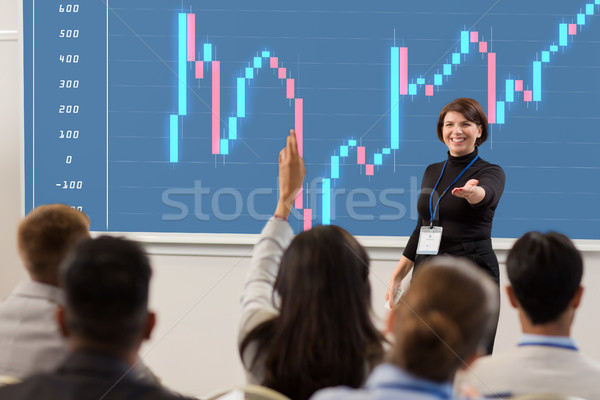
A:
403 148 505 261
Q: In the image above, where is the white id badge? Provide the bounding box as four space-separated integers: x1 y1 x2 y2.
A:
416 226 443 255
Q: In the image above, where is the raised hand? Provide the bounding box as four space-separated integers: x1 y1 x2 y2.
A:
275 129 306 219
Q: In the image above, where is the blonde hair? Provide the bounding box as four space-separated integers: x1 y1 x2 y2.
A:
390 256 499 382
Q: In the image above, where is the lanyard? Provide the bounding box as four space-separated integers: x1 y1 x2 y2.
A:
378 383 451 400
518 342 578 351
429 155 479 227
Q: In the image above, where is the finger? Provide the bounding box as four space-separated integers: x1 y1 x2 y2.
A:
465 179 479 188
284 133 293 161
289 129 298 157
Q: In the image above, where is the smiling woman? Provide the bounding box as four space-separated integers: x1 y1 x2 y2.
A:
386 97 505 354
442 111 482 157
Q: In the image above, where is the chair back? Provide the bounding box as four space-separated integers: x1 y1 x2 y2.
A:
0 375 20 387
204 384 290 400
512 394 587 400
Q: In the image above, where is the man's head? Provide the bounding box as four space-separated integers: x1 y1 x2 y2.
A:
58 236 155 358
18 204 90 285
506 231 583 325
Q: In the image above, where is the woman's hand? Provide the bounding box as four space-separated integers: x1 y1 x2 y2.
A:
274 129 306 219
386 256 414 304
451 179 485 204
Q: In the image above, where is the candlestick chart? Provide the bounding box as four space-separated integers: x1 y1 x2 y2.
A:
23 0 600 238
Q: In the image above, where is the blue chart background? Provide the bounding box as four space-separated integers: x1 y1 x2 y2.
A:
23 0 600 238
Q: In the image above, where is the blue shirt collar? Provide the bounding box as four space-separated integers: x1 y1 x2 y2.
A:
518 334 578 350
366 363 453 399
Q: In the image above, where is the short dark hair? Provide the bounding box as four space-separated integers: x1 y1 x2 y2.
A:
506 231 582 325
18 204 90 284
60 236 152 352
390 256 499 382
437 98 488 146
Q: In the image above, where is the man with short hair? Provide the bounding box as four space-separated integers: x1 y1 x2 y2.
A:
0 204 90 379
0 236 194 399
454 231 600 399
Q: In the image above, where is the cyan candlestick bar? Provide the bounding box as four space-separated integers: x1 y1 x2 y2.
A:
506 79 514 102
331 156 339 179
496 101 505 124
170 115 178 162
390 47 400 150
237 78 245 117
322 178 331 225
178 13 187 116
559 23 568 45
409 84 417 95
203 43 212 61
461 31 469 53
443 64 451 75
452 53 461 64
533 61 542 101
228 117 237 139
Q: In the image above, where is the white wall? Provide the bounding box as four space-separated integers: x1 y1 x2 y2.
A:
3 1 600 399
0 0 27 295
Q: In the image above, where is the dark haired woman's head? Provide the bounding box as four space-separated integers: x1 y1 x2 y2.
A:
506 231 582 325
437 98 488 148
275 225 371 319
390 256 499 383
242 225 384 400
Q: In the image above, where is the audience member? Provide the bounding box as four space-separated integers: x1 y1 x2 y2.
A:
0 236 195 399
238 130 385 400
312 256 499 400
0 204 90 379
454 231 600 399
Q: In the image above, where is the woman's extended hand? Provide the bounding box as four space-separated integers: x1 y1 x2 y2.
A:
275 129 306 219
451 179 485 204
385 256 414 304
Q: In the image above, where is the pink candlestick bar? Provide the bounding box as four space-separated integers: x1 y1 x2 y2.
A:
524 90 533 102
295 99 303 156
303 209 312 231
425 85 434 96
366 164 374 176
278 68 286 79
212 61 220 154
187 14 195 62
270 57 278 68
357 146 365 165
400 47 408 95
479 41 488 53
195 61 203 79
515 80 523 91
294 98 304 209
286 79 294 99
470 31 479 42
488 53 496 124
569 24 577 35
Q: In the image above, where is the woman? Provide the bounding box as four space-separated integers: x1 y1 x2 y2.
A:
387 97 504 300
239 130 385 400
312 256 500 400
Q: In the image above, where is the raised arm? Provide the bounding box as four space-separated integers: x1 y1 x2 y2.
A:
238 130 306 346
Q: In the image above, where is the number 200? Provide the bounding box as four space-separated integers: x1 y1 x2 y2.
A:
59 105 79 114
